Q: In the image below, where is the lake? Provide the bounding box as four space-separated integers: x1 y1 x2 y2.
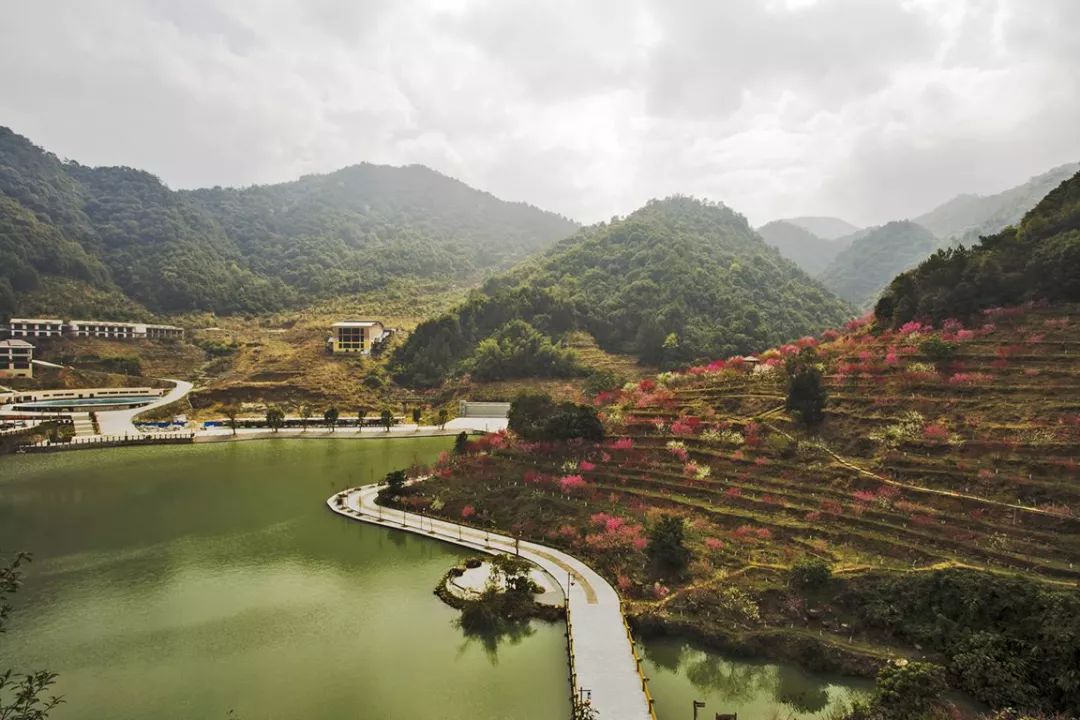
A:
0 438 874 719
0 439 569 720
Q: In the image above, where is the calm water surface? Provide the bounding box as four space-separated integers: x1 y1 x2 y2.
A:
639 636 873 720
0 439 570 720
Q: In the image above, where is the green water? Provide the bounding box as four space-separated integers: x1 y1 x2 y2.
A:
640 636 873 720
0 439 570 720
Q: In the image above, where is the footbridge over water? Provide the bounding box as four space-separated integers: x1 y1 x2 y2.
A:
328 482 656 720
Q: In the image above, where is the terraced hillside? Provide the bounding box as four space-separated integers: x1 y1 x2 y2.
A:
396 303 1080 713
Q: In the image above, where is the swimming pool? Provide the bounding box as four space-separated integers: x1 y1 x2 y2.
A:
12 395 157 410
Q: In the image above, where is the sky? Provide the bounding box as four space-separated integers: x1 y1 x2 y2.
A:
1 0 1078 227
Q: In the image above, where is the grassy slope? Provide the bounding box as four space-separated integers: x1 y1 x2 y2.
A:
401 303 1080 675
14 279 649 419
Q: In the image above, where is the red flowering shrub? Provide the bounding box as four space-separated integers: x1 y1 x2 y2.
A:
559 474 587 493
584 522 647 552
461 504 476 519
579 460 597 472
821 499 843 515
922 423 950 442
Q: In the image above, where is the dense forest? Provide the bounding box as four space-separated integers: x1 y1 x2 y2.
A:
0 127 577 316
876 169 1080 327
391 197 854 386
817 220 939 307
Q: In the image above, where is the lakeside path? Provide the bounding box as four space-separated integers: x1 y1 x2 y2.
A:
94 379 194 436
328 483 655 720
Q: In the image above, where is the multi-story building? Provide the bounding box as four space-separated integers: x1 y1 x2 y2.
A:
0 339 34 378
7 318 64 339
67 320 184 340
329 320 387 354
144 323 185 340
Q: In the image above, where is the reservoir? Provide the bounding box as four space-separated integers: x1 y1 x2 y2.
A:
0 439 569 720
0 438 873 719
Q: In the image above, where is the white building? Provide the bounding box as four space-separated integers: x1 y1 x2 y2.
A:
0 339 34 378
8 318 64 339
329 320 387 354
67 320 184 340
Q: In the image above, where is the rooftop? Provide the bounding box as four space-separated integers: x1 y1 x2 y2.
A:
332 320 382 328
0 339 35 348
9 318 62 324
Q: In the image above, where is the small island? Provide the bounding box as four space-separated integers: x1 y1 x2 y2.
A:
436 553 565 632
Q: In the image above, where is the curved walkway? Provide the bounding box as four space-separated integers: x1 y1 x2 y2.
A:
96 379 193 436
328 483 654 720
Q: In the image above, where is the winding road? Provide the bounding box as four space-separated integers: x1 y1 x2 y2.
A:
328 483 655 720
95 379 194 436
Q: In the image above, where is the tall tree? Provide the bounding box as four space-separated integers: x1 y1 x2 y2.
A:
265 405 285 432
785 348 827 426
324 407 339 432
646 515 691 576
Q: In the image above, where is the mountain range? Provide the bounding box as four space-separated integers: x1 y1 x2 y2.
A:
0 126 578 317
758 162 1080 308
391 196 853 386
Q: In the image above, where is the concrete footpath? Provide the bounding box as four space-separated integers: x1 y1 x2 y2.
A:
328 482 655 720
95 379 193 436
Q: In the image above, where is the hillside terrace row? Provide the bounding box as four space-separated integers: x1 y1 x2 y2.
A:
5 318 184 340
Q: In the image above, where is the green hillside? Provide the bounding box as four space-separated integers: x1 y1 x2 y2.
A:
392 196 854 386
817 220 938 307
757 219 849 275
414 302 1080 715
877 168 1080 327
0 126 578 316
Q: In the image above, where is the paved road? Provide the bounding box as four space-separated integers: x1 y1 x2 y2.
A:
195 417 508 441
95 379 193 436
328 482 654 720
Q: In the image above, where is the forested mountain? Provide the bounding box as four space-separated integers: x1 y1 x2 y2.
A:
783 215 859 240
0 127 577 316
756 220 850 275
877 168 1080 327
809 162 1080 310
817 220 938 307
914 162 1080 243
391 196 853 386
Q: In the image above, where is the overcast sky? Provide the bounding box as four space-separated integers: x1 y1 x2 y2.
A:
2 0 1078 227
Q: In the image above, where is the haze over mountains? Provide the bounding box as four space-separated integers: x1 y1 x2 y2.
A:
0 127 577 317
758 161 1080 308
2 122 1075 354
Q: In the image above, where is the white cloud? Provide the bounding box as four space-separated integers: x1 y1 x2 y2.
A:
1 0 1077 227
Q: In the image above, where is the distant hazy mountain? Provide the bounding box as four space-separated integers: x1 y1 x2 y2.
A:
878 168 1080 327
914 162 1080 243
756 220 850 275
784 216 860 240
817 220 938 308
392 196 853 386
0 126 578 316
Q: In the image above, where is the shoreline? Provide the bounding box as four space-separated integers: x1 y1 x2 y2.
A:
327 482 657 720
